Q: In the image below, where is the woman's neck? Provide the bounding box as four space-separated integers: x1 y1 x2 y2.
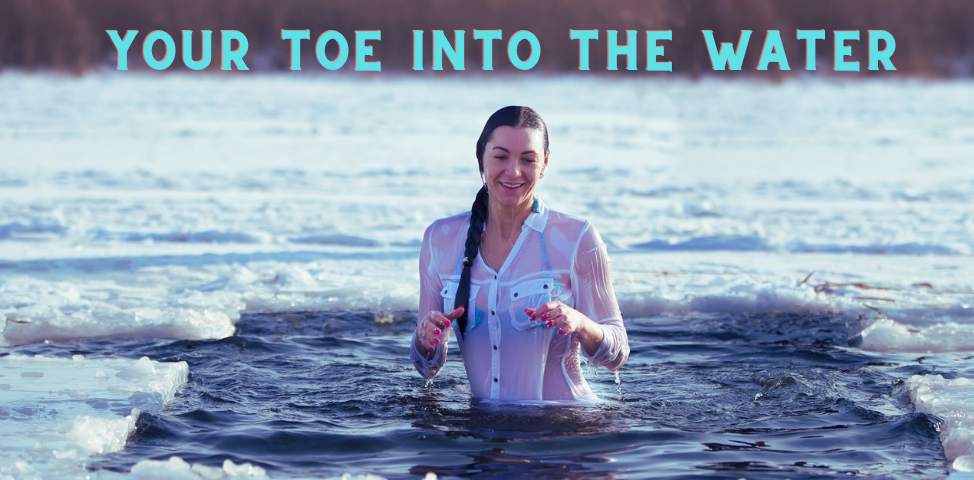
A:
487 197 533 239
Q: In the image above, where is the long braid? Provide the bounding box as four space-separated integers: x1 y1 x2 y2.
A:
454 185 489 338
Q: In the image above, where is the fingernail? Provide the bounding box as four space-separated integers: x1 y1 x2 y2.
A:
530 315 536 321
546 321 553 327
523 308 531 313
434 329 441 335
558 329 564 334
541 314 548 321
444 321 451 327
434 338 440 344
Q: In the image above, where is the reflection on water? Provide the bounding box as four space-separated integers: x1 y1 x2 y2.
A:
410 398 625 439
13 311 948 479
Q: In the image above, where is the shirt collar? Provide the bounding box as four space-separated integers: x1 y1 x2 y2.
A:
523 196 548 232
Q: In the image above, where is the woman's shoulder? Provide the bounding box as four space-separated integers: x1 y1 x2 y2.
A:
545 207 595 237
544 207 606 256
424 212 472 243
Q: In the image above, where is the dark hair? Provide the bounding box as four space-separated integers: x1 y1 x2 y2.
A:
454 106 549 337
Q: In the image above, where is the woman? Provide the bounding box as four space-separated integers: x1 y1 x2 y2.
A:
410 106 629 402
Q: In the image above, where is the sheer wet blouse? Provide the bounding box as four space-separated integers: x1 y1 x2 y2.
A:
410 197 629 402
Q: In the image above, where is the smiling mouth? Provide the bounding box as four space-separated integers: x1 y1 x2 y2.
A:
500 182 524 189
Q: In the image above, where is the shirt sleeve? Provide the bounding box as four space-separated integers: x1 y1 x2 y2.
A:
571 222 630 371
410 222 448 379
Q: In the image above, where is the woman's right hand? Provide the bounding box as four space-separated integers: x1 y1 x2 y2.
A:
415 306 465 359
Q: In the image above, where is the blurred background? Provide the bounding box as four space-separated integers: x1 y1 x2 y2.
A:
2 0 973 76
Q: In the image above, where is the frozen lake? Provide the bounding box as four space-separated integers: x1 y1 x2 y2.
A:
1 73 973 478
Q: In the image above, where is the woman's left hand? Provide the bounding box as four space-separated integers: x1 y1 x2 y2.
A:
526 302 605 356
524 302 584 335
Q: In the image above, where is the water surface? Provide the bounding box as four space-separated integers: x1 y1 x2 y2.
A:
10 310 948 479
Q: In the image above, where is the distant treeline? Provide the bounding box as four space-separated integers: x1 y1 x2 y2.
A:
1 0 972 76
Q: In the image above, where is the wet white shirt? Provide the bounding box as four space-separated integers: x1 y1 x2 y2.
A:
410 197 629 402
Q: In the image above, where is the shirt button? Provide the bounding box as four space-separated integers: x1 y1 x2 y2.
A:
493 345 497 350
491 310 495 315
493 378 498 383
493 275 497 280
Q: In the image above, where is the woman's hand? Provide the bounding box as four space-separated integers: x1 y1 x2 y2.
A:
415 306 464 359
525 302 605 357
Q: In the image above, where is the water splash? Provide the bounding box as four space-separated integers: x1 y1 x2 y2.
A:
614 370 623 401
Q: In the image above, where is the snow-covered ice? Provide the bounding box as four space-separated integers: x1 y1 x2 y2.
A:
0 354 187 479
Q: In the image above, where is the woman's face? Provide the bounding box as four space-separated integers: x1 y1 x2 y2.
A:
481 126 548 211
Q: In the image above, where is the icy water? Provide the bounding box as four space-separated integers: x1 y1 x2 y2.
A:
2 74 973 478
11 311 947 479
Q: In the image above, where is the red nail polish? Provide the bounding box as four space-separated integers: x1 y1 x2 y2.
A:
546 321 553 327
530 315 536 321
434 338 440 344
541 314 548 321
558 329 563 334
434 329 441 335
523 308 531 313
444 321 451 327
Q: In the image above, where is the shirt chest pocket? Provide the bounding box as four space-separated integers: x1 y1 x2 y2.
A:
441 281 481 334
508 278 573 331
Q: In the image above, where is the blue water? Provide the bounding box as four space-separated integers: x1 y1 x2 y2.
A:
10 311 948 479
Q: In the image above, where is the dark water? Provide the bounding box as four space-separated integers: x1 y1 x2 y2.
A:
12 311 948 479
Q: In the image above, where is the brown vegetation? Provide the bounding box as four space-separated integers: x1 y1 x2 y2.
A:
1 0 972 76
